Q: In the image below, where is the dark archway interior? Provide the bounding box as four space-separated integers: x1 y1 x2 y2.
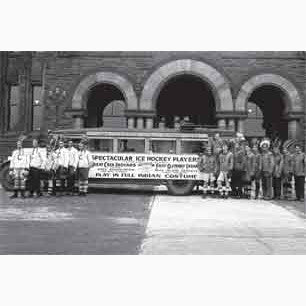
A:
248 85 288 140
156 74 217 128
85 83 125 128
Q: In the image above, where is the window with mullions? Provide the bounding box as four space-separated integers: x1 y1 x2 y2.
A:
7 85 20 130
32 85 42 130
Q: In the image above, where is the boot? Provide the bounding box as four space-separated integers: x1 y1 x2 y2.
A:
20 190 26 198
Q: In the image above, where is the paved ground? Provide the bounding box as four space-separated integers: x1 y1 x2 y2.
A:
141 196 306 255
1 185 305 255
0 187 153 254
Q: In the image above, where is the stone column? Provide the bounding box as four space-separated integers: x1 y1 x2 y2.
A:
0 52 8 134
174 116 181 129
137 117 144 129
288 119 299 139
227 119 235 131
237 119 245 133
218 119 226 129
73 116 84 129
17 53 32 132
158 117 166 129
146 117 154 129
127 117 135 129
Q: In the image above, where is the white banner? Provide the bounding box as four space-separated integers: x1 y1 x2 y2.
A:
89 152 201 180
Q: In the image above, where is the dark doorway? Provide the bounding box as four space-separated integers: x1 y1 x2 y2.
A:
245 85 288 140
156 74 217 128
85 83 125 128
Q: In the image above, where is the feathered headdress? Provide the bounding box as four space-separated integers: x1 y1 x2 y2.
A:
17 134 27 144
260 138 271 148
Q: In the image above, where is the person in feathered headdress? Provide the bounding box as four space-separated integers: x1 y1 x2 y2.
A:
76 136 94 196
9 135 29 198
260 138 275 200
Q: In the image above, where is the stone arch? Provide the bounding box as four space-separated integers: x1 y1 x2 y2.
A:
139 59 233 112
235 73 302 113
71 71 138 110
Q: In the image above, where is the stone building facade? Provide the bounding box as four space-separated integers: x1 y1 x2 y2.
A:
0 51 305 157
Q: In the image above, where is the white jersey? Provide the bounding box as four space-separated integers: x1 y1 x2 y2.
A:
29 147 44 169
77 150 93 168
67 146 79 168
41 151 56 171
54 147 69 168
10 149 30 169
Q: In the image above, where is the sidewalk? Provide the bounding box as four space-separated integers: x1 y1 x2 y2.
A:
141 196 306 254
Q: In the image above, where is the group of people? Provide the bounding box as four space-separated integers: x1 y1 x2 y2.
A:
9 136 93 198
8 132 306 201
197 133 306 201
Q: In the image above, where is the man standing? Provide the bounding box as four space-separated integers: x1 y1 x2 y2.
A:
244 144 256 199
76 141 93 196
41 144 56 196
217 143 233 199
28 138 44 198
232 142 246 198
272 143 283 200
252 143 262 199
197 144 218 199
282 147 293 199
260 139 275 200
54 140 69 196
292 144 306 201
66 140 78 195
9 139 29 198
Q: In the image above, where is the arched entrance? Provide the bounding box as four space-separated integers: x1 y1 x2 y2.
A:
156 74 216 127
236 73 303 140
69 71 138 128
85 83 126 128
140 59 233 113
245 85 288 140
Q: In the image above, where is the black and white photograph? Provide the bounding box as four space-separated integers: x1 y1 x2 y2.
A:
0 51 305 255
1 1 306 305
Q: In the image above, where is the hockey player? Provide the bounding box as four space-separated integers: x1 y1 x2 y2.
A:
282 146 293 200
260 139 275 200
197 144 218 199
41 144 56 196
9 139 29 198
272 142 283 200
243 144 256 199
54 140 69 196
251 143 262 199
66 140 79 195
232 142 246 198
217 143 233 199
292 144 306 201
76 141 94 196
28 138 44 198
